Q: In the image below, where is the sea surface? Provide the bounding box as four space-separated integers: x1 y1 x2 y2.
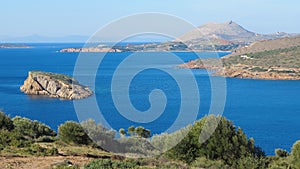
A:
0 43 300 155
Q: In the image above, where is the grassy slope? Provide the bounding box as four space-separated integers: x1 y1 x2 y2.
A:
224 46 300 69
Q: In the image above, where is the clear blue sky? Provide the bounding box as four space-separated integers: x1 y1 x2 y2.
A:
1 0 299 37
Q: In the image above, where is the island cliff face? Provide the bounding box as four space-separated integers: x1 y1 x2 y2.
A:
20 71 93 100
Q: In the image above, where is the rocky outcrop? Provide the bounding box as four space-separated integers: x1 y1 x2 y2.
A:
20 71 93 100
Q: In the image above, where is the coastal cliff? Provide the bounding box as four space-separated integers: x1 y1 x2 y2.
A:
20 71 93 100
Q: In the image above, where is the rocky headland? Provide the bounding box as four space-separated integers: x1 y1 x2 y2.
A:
20 71 93 100
179 37 300 80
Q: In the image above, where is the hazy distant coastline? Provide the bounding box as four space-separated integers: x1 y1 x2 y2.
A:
0 44 31 49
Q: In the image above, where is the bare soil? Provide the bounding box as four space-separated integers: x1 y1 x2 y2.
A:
0 155 93 169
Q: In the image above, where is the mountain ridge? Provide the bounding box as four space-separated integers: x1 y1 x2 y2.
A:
177 21 298 45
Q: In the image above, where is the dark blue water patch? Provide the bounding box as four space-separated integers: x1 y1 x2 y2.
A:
223 78 300 154
96 68 183 134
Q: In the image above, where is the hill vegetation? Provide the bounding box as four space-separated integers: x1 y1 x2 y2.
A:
1 111 300 168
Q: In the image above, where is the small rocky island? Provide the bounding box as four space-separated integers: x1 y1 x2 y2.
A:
20 71 93 100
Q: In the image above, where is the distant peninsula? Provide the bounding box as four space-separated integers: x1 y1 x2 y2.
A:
60 46 122 53
179 36 300 80
20 71 93 100
0 44 31 49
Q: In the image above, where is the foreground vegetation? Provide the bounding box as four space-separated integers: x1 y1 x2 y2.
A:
1 111 300 168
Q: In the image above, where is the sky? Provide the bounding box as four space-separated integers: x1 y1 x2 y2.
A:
0 0 300 40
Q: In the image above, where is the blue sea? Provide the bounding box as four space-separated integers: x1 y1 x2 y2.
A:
1 43 300 155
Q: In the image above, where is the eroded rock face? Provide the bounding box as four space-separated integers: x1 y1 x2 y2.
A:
20 71 93 100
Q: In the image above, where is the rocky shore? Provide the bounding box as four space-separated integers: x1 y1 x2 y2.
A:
20 71 93 100
179 36 300 80
179 60 300 80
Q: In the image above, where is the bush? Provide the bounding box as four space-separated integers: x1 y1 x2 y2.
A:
36 136 56 143
84 159 138 169
275 149 289 158
128 126 135 136
58 121 91 145
0 112 14 131
231 156 268 169
135 126 151 138
13 116 56 140
20 144 59 156
291 141 300 167
0 130 29 148
165 115 265 164
80 119 116 148
117 137 158 156
267 156 292 169
190 157 228 169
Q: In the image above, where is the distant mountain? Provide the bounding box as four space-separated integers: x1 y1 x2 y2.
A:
60 21 300 52
177 21 298 45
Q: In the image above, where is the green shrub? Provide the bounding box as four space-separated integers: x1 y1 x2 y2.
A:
0 112 14 131
190 157 228 169
128 126 135 136
0 130 29 148
80 119 116 148
84 159 138 169
275 149 289 158
231 156 268 169
119 128 126 137
36 136 56 143
19 144 58 156
135 126 151 138
58 121 91 145
13 116 56 140
117 137 158 156
267 156 292 169
291 141 300 167
165 115 265 164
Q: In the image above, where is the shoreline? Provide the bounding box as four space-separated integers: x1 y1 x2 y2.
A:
59 47 232 53
179 60 300 80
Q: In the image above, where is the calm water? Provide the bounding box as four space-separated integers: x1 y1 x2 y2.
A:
0 44 300 155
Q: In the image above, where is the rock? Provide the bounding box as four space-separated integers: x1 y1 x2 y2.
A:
20 71 93 100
